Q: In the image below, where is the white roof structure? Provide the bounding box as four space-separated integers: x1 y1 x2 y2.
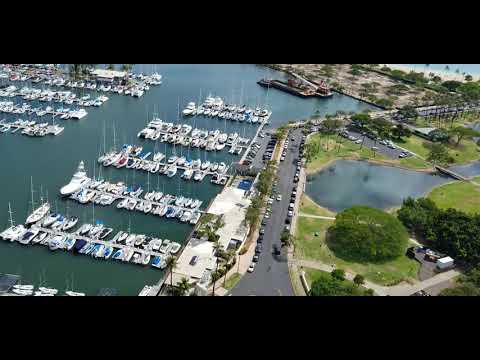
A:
437 256 454 264
173 186 251 284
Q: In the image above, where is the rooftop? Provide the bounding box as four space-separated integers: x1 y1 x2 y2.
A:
173 186 251 284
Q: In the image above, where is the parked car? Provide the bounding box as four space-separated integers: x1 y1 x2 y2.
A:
276 194 282 201
255 244 263 254
189 256 199 266
260 228 265 235
273 244 281 255
248 263 256 273
253 255 259 262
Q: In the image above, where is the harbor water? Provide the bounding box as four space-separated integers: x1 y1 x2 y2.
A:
306 160 451 212
0 64 375 295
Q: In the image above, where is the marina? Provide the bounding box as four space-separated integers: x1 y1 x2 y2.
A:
181 94 272 125
0 119 64 137
2 64 163 98
1 202 183 271
98 143 231 184
60 161 204 222
0 64 375 295
137 118 254 153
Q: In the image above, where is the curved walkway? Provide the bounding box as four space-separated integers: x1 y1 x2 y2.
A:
291 258 460 296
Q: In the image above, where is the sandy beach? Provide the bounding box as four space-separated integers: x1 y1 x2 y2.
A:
383 64 480 82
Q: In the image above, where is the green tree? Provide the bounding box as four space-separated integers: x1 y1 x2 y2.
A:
398 105 418 120
465 74 473 82
448 126 480 147
107 64 115 70
391 124 411 140
280 229 293 247
178 277 192 296
328 206 409 263
353 274 365 286
166 255 178 291
331 269 346 281
426 143 451 166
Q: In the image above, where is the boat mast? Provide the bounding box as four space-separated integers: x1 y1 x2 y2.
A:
147 171 150 193
112 119 117 152
8 202 15 227
30 176 35 212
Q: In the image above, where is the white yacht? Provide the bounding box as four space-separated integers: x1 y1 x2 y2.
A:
0 225 26 241
60 161 90 196
25 202 51 225
182 102 196 116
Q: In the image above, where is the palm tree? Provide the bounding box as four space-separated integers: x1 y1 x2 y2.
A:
165 255 178 291
178 277 192 296
211 241 222 296
223 250 236 287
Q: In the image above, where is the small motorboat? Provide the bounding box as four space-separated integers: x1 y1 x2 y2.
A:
42 213 61 227
64 238 76 251
98 227 113 240
112 248 124 260
103 246 114 259
62 216 79 231
48 234 65 251
169 242 181 254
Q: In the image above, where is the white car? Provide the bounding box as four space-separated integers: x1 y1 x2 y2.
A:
276 194 282 201
280 156 285 161
355 139 362 144
268 198 274 205
264 213 270 219
248 263 256 273
288 210 294 217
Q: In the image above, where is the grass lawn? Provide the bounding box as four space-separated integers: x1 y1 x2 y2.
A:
306 133 388 173
224 273 242 290
427 177 480 214
448 139 480 164
394 135 431 159
394 135 480 164
399 156 430 169
299 194 336 217
294 216 420 286
303 268 369 296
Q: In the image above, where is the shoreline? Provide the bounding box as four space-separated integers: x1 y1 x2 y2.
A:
383 64 480 82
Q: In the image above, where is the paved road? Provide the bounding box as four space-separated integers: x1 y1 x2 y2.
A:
230 128 303 296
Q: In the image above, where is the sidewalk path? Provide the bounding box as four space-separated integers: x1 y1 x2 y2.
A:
298 213 336 220
291 258 460 296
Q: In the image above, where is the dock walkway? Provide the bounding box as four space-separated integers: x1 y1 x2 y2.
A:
39 227 166 258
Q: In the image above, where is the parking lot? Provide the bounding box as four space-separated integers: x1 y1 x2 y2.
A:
241 130 274 169
342 128 413 160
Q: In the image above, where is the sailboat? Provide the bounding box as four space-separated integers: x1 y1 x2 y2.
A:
0 203 27 241
25 177 51 225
